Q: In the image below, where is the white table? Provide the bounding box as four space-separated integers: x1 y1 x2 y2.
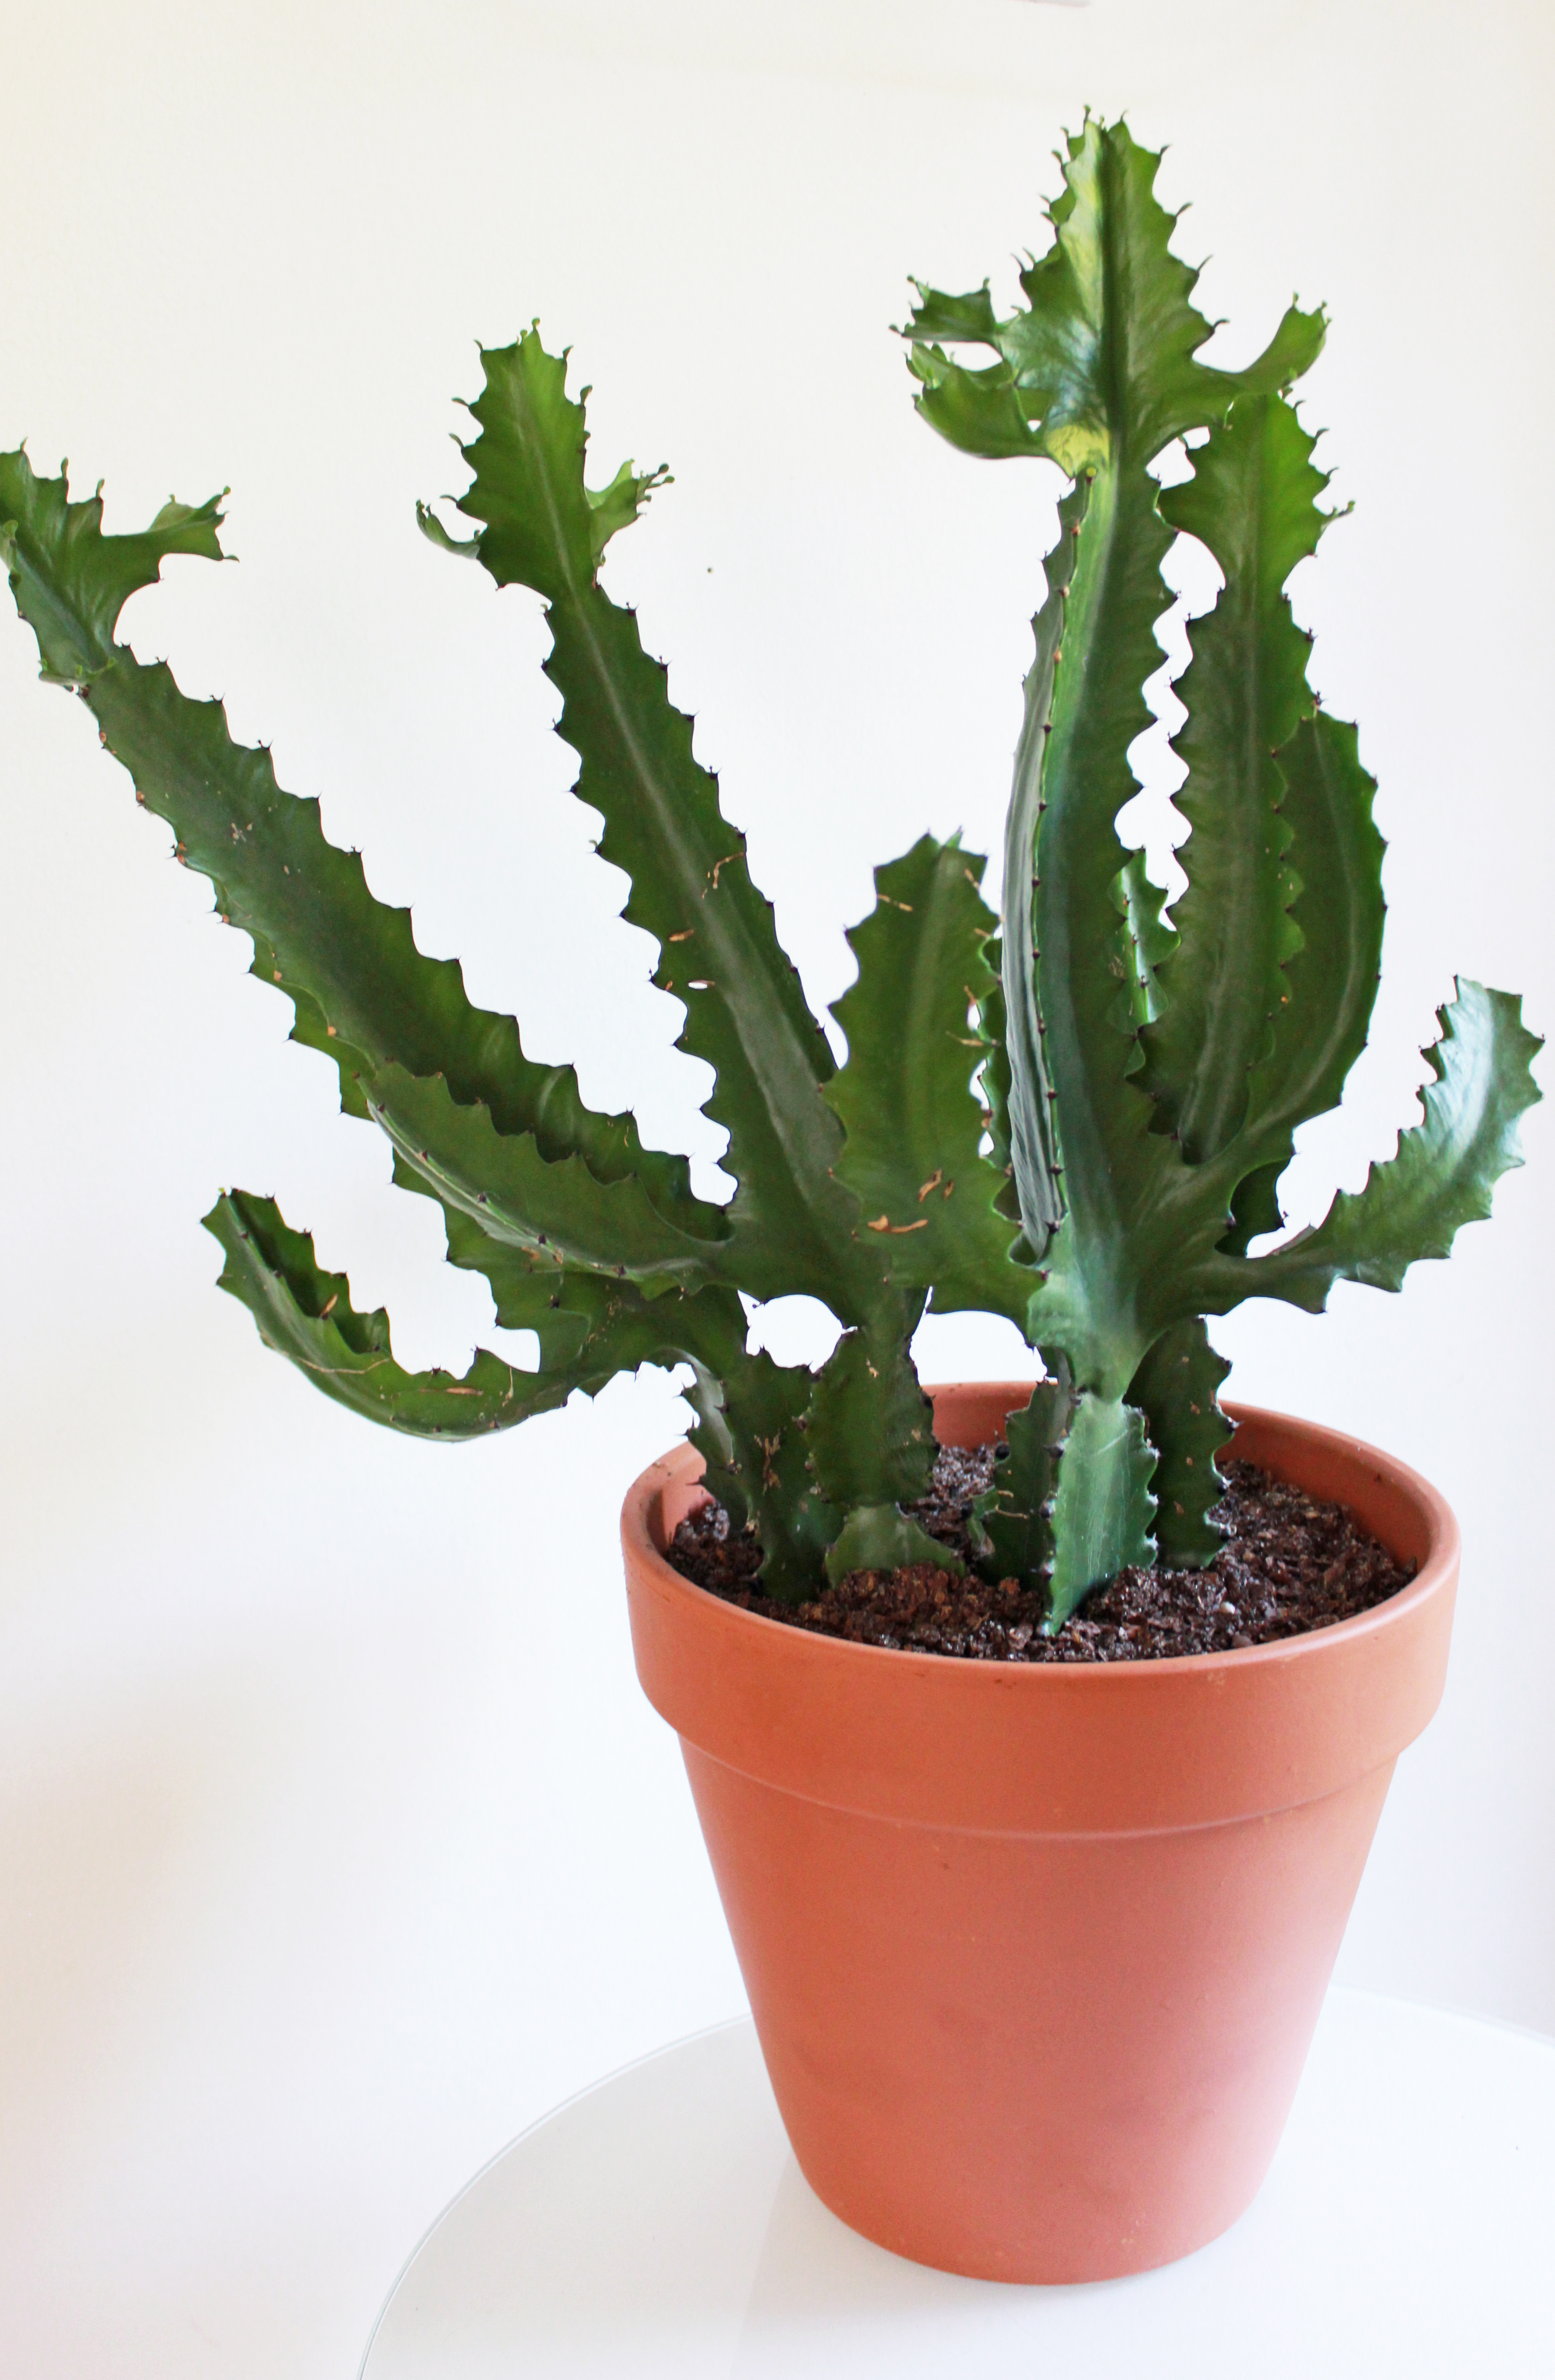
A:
361 1989 1555 2378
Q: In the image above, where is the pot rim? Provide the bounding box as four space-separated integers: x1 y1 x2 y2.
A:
623 1392 1459 1687
622 1389 1461 1831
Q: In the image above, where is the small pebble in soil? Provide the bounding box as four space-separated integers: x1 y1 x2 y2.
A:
667 1444 1416 1663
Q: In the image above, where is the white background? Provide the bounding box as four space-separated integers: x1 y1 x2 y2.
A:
1 3 1550 2374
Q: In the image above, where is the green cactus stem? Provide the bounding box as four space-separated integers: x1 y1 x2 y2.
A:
906 114 1539 1613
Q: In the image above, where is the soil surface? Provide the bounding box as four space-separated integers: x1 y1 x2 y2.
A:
667 1442 1416 1662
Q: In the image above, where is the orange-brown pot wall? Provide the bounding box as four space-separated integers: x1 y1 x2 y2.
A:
622 1389 1459 2282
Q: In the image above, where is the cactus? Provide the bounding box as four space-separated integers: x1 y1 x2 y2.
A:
1 117 1540 1625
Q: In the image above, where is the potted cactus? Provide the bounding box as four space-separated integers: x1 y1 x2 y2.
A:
1 118 1540 2280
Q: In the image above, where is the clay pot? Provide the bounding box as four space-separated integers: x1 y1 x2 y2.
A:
621 1386 1458 2283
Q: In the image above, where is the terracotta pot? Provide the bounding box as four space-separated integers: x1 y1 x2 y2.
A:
621 1386 1459 2283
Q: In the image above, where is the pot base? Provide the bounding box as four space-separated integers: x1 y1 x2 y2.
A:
687 1745 1394 2281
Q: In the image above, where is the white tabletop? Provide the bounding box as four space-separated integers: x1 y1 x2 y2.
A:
361 1988 1555 2378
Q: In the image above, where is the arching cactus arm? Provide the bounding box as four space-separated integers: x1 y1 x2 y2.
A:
1219 981 1542 1311
204 1191 565 1437
430 332 867 1317
1135 397 1386 1220
1228 711 1386 1183
821 835 1032 1328
212 1184 802 1529
0 451 727 1285
1100 395 1370 1563
1137 393 1331 1158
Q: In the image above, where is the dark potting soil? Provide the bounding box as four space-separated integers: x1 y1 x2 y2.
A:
667 1443 1416 1662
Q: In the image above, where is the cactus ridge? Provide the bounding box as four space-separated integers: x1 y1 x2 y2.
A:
3 117 1541 1613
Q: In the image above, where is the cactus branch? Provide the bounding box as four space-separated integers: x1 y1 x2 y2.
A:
823 835 1031 1326
1139 394 1331 1158
0 451 720 1262
1127 1317 1233 1565
1230 981 1542 1310
205 1192 549 1437
439 332 870 1315
1231 712 1387 1174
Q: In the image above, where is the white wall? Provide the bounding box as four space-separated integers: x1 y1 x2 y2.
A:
1 3 1550 2373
